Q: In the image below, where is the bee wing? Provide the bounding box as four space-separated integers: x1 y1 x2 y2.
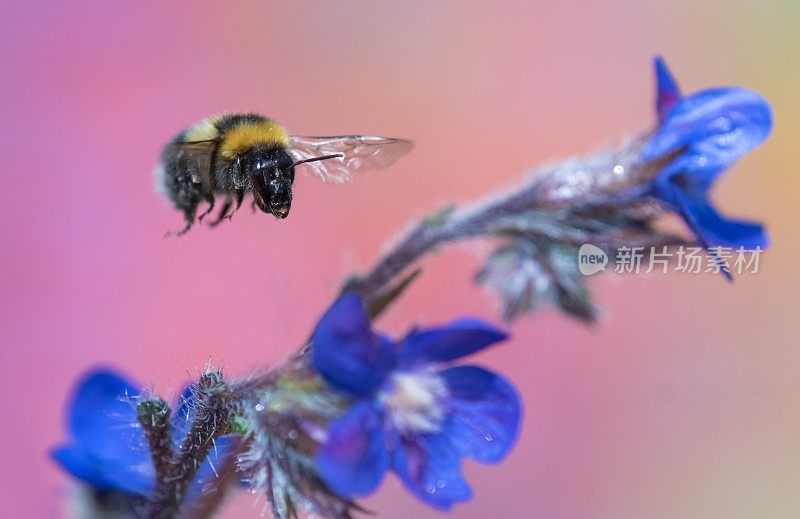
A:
288 135 413 184
164 139 219 185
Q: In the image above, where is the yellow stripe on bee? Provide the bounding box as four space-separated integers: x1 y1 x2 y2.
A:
219 120 290 159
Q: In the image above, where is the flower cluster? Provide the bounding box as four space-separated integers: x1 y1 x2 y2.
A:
312 293 521 510
473 57 772 320
51 370 235 516
51 295 521 518
641 57 772 270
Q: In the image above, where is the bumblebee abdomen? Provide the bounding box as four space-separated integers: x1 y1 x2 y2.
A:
181 117 220 142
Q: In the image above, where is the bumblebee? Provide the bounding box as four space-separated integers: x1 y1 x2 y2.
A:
155 113 412 235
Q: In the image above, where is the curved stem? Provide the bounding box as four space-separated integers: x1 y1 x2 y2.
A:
350 135 658 308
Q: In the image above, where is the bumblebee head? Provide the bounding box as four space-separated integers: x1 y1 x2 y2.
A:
249 149 295 219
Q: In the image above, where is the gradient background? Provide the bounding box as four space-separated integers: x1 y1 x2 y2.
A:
1 1 799 517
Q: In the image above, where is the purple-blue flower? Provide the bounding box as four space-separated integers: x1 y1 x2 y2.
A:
311 293 521 511
50 368 231 500
642 56 772 261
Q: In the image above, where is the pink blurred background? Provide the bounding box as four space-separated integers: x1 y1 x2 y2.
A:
1 1 799 517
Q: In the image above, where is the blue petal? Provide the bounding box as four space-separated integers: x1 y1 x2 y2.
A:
671 187 767 251
642 87 772 175
398 318 508 366
52 444 154 496
61 369 155 495
652 162 721 204
51 444 117 491
440 365 521 463
69 369 141 450
393 434 472 511
654 56 681 120
316 400 390 497
312 293 395 396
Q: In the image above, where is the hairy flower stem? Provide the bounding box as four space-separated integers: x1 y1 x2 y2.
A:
146 372 235 519
350 138 660 310
137 397 174 484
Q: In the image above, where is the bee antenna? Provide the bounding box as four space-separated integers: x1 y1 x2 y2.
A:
291 154 343 168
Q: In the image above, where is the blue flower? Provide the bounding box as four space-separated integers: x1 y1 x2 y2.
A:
50 368 232 500
311 293 521 511
642 56 772 262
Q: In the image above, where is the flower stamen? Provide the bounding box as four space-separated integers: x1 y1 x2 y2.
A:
379 370 448 434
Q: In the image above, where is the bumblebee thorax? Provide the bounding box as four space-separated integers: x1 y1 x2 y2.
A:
219 119 290 160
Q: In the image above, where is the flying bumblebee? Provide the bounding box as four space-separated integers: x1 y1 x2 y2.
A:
155 113 412 235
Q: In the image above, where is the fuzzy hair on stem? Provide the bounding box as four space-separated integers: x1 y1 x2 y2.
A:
146 371 237 519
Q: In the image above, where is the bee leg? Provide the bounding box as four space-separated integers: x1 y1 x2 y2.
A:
233 190 245 213
221 190 245 221
208 199 233 227
250 198 258 214
165 204 197 237
197 193 216 222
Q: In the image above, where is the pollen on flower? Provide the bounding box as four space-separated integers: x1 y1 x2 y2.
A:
378 369 449 434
